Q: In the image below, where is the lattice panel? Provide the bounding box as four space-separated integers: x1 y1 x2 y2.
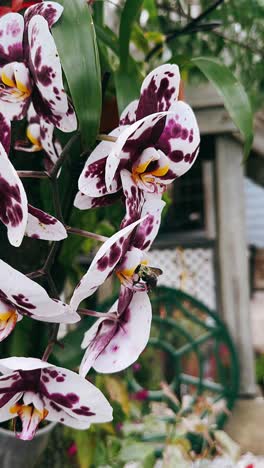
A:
147 247 216 309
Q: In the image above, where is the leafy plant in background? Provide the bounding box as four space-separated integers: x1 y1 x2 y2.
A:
0 0 253 451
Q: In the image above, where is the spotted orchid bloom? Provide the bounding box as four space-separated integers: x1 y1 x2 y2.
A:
79 286 151 377
0 133 67 246
75 64 199 210
0 357 112 440
0 259 79 342
70 195 165 311
0 3 77 132
15 104 62 171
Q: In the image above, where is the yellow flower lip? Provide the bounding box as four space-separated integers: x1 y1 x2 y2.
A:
132 157 169 185
0 309 16 321
1 72 16 88
26 127 42 150
1 72 32 99
10 403 48 420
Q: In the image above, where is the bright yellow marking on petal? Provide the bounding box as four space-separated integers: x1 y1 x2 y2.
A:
150 164 169 177
141 259 148 266
16 80 31 96
134 159 152 175
117 267 137 278
9 403 22 415
26 127 42 149
0 309 16 321
1 72 15 88
10 403 48 420
142 175 155 184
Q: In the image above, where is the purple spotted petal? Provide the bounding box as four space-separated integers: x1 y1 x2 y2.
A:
133 193 165 251
28 14 68 116
0 112 11 153
119 100 138 126
25 204 67 241
0 357 112 431
157 101 200 178
136 64 180 120
52 101 77 133
0 13 24 64
120 169 144 228
105 113 167 191
0 143 28 247
39 118 61 165
24 1 63 29
74 190 121 210
79 317 118 377
78 128 122 198
80 291 152 375
0 259 79 323
0 62 32 121
40 365 112 427
70 217 145 310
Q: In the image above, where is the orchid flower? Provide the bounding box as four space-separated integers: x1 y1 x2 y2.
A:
0 259 79 342
0 135 67 246
75 64 199 210
15 103 62 171
79 286 152 376
0 3 77 132
70 207 163 376
0 357 112 440
70 195 165 311
0 1 42 17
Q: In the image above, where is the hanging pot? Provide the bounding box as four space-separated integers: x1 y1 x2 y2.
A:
0 422 56 468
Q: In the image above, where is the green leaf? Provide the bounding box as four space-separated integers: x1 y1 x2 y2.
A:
95 24 119 55
53 0 101 150
191 57 253 159
52 318 90 368
119 0 144 71
115 59 142 114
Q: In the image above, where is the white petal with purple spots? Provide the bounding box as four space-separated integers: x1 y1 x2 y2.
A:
0 259 79 323
28 15 68 115
0 142 28 247
157 101 200 178
136 64 180 119
25 204 67 241
81 291 152 374
70 217 146 310
0 13 24 63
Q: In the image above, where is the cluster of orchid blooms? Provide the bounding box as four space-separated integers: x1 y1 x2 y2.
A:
0 1 200 441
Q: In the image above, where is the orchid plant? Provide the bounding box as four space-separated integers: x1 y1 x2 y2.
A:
0 0 252 446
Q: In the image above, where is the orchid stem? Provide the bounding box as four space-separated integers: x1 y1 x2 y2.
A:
78 308 108 318
51 178 64 222
67 226 108 243
42 323 60 362
43 242 60 273
26 269 45 280
50 132 80 179
17 171 49 179
97 133 117 143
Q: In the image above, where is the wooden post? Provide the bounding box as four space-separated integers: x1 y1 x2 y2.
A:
215 136 256 395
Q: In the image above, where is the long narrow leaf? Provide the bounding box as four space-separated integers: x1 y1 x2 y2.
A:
53 0 101 150
119 0 143 71
192 57 253 159
115 59 142 114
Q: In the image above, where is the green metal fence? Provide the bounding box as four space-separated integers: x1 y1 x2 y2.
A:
127 286 240 428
